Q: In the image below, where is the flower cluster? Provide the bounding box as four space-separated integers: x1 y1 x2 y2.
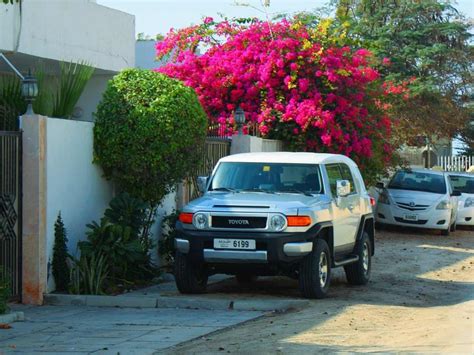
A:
155 19 406 174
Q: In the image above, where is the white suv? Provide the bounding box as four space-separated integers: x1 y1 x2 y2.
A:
173 152 375 299
376 169 460 235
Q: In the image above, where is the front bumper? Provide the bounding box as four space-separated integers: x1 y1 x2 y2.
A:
376 203 452 230
456 206 474 226
174 222 325 265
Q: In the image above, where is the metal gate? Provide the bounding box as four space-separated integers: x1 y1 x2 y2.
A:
0 131 22 299
185 138 231 202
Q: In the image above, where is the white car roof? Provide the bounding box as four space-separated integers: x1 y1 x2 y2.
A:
219 152 358 167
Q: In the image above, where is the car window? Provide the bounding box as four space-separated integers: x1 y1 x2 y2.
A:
449 175 474 194
339 163 356 194
210 162 323 194
388 171 447 194
325 164 343 197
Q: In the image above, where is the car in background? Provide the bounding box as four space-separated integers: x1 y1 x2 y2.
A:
448 172 474 227
375 169 461 235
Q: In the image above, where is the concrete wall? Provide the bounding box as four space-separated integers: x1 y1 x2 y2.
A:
136 40 158 70
230 135 285 155
44 117 115 291
0 0 135 71
21 115 177 302
75 74 113 121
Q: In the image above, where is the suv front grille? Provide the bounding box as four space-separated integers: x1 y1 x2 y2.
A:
211 216 267 229
395 202 430 211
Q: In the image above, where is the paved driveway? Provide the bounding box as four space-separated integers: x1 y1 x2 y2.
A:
0 305 263 354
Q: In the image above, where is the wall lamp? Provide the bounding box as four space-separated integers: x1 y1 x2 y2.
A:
0 53 38 115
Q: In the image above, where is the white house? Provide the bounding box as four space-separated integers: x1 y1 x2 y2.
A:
0 0 135 121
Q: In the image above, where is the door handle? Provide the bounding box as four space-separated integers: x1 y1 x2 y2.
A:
348 204 354 211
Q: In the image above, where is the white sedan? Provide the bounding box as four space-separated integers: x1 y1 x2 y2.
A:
375 169 460 235
448 172 474 226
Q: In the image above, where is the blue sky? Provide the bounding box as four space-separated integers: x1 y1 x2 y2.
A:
98 0 474 37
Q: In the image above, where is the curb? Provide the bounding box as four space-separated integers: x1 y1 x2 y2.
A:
0 311 24 324
44 293 309 312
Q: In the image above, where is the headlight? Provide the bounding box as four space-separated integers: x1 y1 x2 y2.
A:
269 214 287 232
378 191 390 205
465 198 473 208
436 200 452 210
193 212 208 229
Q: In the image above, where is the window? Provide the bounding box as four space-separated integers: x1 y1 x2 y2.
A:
388 171 447 194
449 175 474 194
210 162 323 194
325 164 343 197
339 164 356 194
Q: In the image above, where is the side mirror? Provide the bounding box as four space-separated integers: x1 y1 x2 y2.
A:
375 182 384 189
336 179 351 197
451 190 462 197
197 176 209 194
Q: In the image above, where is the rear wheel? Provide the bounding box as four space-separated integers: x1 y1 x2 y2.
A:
299 239 331 299
174 252 208 294
344 231 372 285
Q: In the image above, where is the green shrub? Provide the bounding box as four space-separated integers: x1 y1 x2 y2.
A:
93 69 208 205
72 193 157 294
52 213 70 292
0 268 10 314
158 211 180 267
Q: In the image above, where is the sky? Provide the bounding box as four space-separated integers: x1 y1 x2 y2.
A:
97 0 474 38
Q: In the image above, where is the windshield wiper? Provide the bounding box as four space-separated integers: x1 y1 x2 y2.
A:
210 187 238 193
240 188 275 194
279 188 314 197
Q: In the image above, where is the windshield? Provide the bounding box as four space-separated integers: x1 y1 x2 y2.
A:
210 162 323 194
449 175 474 194
388 171 447 194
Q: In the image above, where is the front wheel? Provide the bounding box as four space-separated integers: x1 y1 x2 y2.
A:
344 231 372 285
174 252 208 294
299 239 331 299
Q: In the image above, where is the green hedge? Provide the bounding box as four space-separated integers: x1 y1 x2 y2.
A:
94 69 207 205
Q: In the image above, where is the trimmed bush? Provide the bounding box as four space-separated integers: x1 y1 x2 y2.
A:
93 69 208 205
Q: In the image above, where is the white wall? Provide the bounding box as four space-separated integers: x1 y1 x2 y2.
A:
136 40 159 70
75 74 113 121
0 2 20 52
45 117 114 291
41 117 176 291
0 0 135 72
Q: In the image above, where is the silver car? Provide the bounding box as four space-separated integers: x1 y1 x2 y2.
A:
376 169 460 235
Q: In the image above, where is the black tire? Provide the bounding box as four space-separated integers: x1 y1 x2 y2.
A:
450 221 457 233
235 273 258 284
299 239 331 299
174 252 208 294
443 226 451 236
344 231 372 285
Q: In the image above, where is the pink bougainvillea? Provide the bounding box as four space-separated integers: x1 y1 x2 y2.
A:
155 19 409 177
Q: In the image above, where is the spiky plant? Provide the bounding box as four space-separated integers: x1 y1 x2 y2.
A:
51 61 94 118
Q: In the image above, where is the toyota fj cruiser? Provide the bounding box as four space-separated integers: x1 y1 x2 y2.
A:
174 152 375 298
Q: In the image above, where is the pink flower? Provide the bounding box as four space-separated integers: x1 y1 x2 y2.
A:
203 17 214 24
382 57 391 66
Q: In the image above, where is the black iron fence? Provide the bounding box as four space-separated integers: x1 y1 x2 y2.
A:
0 131 22 299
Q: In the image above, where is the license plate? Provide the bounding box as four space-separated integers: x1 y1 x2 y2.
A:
214 239 256 250
403 214 418 221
